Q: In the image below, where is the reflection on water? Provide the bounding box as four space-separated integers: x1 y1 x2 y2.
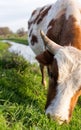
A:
2 40 37 64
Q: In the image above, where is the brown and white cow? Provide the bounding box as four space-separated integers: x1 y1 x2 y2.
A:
28 0 81 124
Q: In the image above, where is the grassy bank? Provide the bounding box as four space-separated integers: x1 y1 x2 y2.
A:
0 42 81 130
0 42 10 51
5 38 28 45
0 34 28 45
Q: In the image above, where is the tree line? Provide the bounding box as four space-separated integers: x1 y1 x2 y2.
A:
0 27 27 37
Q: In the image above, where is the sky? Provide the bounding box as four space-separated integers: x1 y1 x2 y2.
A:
0 0 56 32
0 0 81 32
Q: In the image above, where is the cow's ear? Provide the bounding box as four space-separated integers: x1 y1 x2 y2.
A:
36 50 54 65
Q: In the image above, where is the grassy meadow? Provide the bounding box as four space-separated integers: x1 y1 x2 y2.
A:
0 33 28 45
0 41 81 130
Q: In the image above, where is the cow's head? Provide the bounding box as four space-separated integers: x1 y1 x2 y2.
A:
36 31 81 124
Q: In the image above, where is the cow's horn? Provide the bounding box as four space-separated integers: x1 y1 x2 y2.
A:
40 30 62 54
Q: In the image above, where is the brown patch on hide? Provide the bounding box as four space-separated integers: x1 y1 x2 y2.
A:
69 88 81 120
60 16 81 49
28 10 37 29
47 14 66 44
40 6 45 13
56 9 65 19
36 50 54 65
29 29 33 37
37 5 51 24
31 35 38 45
28 5 51 29
45 58 58 109
47 15 81 49
32 5 51 25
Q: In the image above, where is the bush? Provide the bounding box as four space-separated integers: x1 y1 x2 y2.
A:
0 52 29 73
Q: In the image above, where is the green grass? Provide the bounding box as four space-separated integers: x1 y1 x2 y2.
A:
5 38 28 45
0 34 28 45
0 42 81 130
0 42 10 51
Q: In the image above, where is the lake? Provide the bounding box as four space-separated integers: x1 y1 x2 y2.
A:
2 40 37 64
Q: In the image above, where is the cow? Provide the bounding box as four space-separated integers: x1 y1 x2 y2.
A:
28 0 81 124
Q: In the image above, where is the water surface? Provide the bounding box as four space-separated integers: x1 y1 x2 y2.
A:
3 40 37 64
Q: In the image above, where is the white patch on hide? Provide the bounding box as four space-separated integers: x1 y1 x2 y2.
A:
65 0 81 24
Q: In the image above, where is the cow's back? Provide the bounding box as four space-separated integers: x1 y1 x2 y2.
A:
28 0 81 55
